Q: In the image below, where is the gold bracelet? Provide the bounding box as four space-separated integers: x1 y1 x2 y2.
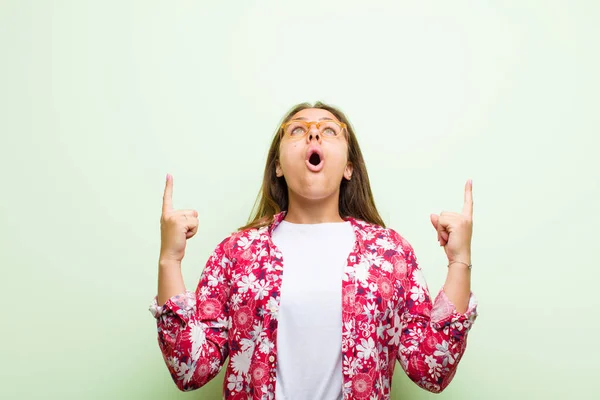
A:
448 261 472 269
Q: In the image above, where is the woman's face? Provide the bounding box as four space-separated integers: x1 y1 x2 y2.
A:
275 108 353 201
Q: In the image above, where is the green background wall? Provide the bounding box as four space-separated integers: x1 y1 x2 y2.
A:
1 1 598 398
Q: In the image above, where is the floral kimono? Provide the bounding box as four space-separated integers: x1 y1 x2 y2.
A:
149 210 478 399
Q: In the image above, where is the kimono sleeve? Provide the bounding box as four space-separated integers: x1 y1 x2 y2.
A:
395 235 478 393
148 236 233 391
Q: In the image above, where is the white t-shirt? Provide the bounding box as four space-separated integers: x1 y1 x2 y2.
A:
272 219 356 400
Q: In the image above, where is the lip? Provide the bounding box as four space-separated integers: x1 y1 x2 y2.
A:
305 146 324 172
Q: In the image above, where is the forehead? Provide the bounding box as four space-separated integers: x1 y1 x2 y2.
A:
290 108 339 122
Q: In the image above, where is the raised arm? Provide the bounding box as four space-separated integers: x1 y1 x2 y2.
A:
396 241 477 393
150 173 231 391
395 179 478 392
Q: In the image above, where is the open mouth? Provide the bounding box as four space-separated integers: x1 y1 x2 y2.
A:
309 153 321 166
305 148 324 172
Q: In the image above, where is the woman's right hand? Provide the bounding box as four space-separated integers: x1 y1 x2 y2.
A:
159 174 199 263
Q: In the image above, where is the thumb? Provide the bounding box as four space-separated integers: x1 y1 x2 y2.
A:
435 214 450 245
430 214 439 230
430 214 441 243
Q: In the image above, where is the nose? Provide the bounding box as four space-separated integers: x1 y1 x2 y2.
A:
306 124 322 143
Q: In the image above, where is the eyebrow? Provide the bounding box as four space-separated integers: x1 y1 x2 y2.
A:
293 117 335 121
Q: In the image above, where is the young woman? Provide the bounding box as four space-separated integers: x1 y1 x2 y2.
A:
150 101 478 399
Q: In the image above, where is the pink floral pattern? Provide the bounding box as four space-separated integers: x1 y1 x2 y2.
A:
149 210 478 399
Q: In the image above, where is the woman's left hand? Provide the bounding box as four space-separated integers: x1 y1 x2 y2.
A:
430 179 473 262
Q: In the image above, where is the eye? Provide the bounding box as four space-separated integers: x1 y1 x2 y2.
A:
323 127 336 136
291 127 306 136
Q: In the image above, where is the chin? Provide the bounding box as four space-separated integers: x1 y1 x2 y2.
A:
292 186 339 201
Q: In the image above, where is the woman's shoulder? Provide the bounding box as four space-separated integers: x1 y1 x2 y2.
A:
212 224 268 258
353 217 414 253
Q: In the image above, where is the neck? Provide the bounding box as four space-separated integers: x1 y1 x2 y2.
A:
284 190 344 224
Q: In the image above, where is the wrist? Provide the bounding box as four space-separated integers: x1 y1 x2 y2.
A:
448 261 472 270
159 259 182 269
448 253 471 270
450 252 470 264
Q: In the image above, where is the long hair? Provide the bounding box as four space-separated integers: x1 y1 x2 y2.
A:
238 101 385 231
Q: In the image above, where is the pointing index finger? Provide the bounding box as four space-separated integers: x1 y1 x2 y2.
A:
462 179 473 217
162 173 173 214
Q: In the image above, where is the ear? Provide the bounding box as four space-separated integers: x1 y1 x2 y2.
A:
275 159 283 177
344 162 353 180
